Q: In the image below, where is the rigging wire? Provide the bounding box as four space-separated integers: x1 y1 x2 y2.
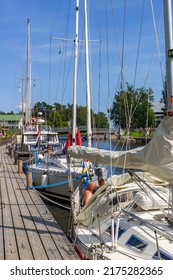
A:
133 0 146 89
111 0 124 81
48 0 64 107
132 0 164 120
49 0 73 124
127 0 146 127
105 0 112 176
96 0 102 130
150 0 164 84
61 0 71 105
128 0 145 131
113 0 163 139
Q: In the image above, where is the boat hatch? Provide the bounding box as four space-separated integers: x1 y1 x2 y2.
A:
125 234 147 252
152 250 173 260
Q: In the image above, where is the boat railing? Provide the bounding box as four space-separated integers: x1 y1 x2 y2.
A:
122 209 173 242
23 125 53 133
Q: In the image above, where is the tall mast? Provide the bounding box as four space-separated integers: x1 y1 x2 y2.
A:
72 0 79 145
25 18 32 125
163 0 173 223
163 0 173 114
21 66 24 133
84 0 92 147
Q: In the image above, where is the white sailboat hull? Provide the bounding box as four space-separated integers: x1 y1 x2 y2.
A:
71 207 173 260
30 157 107 201
32 171 82 200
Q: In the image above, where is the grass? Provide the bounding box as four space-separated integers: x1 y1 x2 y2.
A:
129 131 153 137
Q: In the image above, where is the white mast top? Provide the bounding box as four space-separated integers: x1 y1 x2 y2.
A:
25 18 32 125
163 0 173 114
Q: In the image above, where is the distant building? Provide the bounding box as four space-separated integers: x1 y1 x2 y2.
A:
0 114 22 130
152 102 164 126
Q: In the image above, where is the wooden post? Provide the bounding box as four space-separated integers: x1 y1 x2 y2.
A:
8 146 11 156
10 147 14 158
14 154 18 165
26 172 32 187
18 160 23 173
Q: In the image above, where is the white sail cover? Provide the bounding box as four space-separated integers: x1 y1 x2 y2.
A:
68 116 173 184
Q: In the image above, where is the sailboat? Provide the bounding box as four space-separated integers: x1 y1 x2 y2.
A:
28 0 107 202
15 19 60 162
67 0 173 260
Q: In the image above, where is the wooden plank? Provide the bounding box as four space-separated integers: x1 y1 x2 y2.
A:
24 187 78 259
20 185 64 259
10 204 34 259
4 175 34 259
0 178 5 259
5 164 49 260
5 157 57 259
18 204 49 259
0 177 19 259
22 186 78 259
0 145 79 260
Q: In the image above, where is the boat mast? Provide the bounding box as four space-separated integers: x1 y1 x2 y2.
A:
72 0 79 145
25 18 32 125
84 0 92 147
163 0 173 223
163 0 173 114
21 66 24 134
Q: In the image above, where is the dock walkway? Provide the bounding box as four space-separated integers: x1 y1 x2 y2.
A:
0 144 79 260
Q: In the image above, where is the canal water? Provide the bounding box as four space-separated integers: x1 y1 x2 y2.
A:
46 138 143 235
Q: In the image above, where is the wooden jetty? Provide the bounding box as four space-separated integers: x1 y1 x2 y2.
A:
132 136 151 144
0 144 79 260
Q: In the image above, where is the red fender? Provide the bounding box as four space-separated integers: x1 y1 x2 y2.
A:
76 129 82 146
64 132 72 148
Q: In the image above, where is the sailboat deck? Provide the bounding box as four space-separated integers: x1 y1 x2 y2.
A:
0 144 79 260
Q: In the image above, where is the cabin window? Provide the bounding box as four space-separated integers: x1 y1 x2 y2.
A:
152 250 173 260
126 234 147 252
26 135 37 141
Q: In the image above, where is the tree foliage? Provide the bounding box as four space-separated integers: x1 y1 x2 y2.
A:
94 112 108 128
32 102 108 128
110 83 155 129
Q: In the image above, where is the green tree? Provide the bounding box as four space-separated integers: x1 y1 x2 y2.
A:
33 101 53 125
48 110 63 127
94 112 108 128
53 103 71 126
31 101 109 128
6 111 14 114
76 106 87 126
110 83 155 129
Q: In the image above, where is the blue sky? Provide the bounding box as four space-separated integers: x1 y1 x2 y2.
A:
0 0 166 115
